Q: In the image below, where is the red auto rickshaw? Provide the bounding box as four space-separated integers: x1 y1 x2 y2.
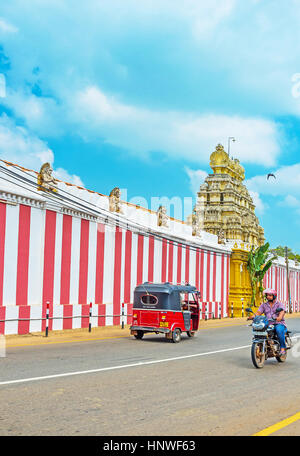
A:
130 282 201 342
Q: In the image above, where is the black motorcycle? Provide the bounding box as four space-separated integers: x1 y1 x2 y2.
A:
246 307 292 368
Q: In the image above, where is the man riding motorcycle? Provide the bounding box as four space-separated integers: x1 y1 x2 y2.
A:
247 288 287 356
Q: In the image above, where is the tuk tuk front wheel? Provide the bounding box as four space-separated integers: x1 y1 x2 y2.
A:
134 330 144 340
187 331 195 337
172 328 181 343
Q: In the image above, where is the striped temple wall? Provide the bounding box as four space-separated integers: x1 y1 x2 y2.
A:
0 201 231 335
264 262 300 312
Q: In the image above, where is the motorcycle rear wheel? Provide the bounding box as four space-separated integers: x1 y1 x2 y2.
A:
251 342 265 368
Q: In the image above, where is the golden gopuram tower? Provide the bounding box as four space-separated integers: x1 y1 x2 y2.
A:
188 144 265 316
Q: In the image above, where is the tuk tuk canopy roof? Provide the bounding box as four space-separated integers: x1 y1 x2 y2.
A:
133 282 199 311
134 282 199 294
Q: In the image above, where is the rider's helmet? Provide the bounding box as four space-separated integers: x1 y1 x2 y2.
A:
263 288 277 300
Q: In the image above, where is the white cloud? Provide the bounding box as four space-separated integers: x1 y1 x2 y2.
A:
0 114 54 170
246 164 300 197
248 190 266 214
53 167 84 187
0 114 83 186
70 85 280 166
245 163 300 220
3 90 63 137
282 195 300 208
184 167 208 194
0 17 18 34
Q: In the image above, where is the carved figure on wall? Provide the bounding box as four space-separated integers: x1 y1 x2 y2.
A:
37 163 58 192
109 187 123 213
157 205 168 227
191 207 201 237
218 229 226 244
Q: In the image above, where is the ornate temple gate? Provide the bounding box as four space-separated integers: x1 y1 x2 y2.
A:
228 242 252 317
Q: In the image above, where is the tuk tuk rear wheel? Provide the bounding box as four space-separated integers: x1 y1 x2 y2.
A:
172 328 181 343
187 331 195 337
134 331 144 340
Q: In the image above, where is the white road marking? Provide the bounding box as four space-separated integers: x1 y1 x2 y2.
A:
0 344 251 386
2 334 300 387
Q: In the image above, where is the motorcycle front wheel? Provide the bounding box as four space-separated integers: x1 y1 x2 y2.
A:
251 342 265 368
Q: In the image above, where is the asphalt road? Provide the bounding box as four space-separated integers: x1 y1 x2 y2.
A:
1 318 300 436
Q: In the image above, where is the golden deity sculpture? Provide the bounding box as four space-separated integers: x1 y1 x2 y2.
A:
109 187 123 213
157 205 169 227
187 144 264 247
37 163 58 193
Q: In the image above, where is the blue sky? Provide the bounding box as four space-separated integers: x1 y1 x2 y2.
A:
1 0 300 250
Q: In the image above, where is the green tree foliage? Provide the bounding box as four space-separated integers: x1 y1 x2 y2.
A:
270 246 300 262
247 242 277 307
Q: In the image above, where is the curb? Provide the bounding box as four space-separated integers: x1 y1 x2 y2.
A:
4 313 300 348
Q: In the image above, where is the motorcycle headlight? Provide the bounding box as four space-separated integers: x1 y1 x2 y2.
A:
253 322 265 330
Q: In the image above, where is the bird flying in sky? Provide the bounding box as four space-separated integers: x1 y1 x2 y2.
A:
267 173 276 180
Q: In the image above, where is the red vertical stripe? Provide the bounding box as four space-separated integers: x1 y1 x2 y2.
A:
60 214 72 304
18 306 30 335
127 303 133 325
226 255 230 316
208 301 212 319
148 236 154 283
42 210 57 330
206 252 211 302
63 305 73 330
279 268 281 300
124 230 132 304
195 249 200 290
177 244 182 285
81 304 90 328
95 223 105 304
221 254 225 309
78 219 89 304
168 242 173 283
185 246 190 284
200 250 204 302
16 205 31 306
161 239 167 283
0 307 5 334
0 203 6 307
212 252 217 302
98 304 106 327
136 234 144 286
113 227 123 325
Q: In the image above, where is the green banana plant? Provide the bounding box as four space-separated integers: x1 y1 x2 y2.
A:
247 242 277 307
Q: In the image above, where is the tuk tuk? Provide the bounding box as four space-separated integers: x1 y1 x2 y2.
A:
130 282 201 342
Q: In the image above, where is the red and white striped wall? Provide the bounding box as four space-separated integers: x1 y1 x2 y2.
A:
264 263 300 310
0 201 230 334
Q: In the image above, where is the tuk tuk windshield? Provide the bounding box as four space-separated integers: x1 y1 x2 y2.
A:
133 291 180 311
180 292 199 311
